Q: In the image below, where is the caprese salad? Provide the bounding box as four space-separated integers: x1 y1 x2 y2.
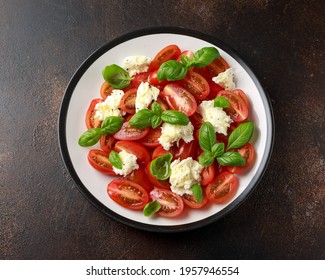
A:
78 44 255 218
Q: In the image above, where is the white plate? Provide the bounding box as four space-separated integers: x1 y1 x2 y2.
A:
59 27 274 232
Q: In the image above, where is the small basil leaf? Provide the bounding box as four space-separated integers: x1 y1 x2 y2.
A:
180 55 192 68
214 96 230 108
78 128 101 146
227 121 254 150
129 109 154 129
161 110 189 125
100 116 124 135
217 151 246 166
151 102 162 116
143 200 161 217
151 115 162 129
109 150 123 169
150 153 173 180
192 184 203 203
102 64 131 89
199 122 216 152
157 60 188 82
190 47 220 68
198 151 215 166
211 143 225 158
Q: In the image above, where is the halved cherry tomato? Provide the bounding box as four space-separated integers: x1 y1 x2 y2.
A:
85 98 103 129
205 57 230 78
156 97 169 111
138 127 162 148
148 44 181 72
100 81 114 99
148 69 168 87
100 134 116 153
107 179 149 210
145 163 171 189
206 80 224 100
177 50 194 62
150 188 184 217
120 88 137 114
233 89 249 109
152 145 169 160
114 140 150 166
226 143 255 174
161 83 197 116
126 168 153 192
190 112 204 130
177 71 210 100
113 121 149 141
201 164 216 187
182 193 208 209
173 139 198 160
88 149 115 175
130 72 150 88
206 172 238 204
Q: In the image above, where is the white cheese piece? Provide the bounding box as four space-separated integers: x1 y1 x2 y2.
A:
169 157 203 196
212 68 236 90
94 89 125 121
112 150 139 176
197 100 232 136
122 55 151 77
135 82 160 112
158 122 194 151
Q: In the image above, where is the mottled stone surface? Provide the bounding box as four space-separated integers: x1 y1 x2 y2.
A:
0 0 324 259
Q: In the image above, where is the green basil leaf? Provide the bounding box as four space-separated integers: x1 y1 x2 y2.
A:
102 64 131 89
151 102 162 116
227 121 254 150
161 110 189 125
151 115 162 129
180 55 192 68
78 128 101 146
129 109 154 129
100 116 124 135
157 60 188 82
192 184 203 203
217 151 246 166
198 151 215 166
109 150 123 169
143 200 161 217
150 153 173 180
214 96 230 108
190 47 220 68
211 143 225 158
199 122 216 152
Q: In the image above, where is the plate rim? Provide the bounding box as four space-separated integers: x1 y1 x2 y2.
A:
58 26 274 233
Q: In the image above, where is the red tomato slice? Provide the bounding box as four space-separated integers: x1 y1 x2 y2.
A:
87 149 115 175
226 143 255 174
114 140 150 166
107 179 149 210
201 164 216 187
205 57 230 78
99 134 116 153
190 112 204 130
126 168 153 192
233 89 249 109
145 163 171 189
138 127 162 148
113 121 149 141
206 80 224 100
148 69 168 87
120 88 137 114
150 188 184 217
177 71 210 100
85 98 103 129
182 193 208 209
152 145 169 160
206 172 238 204
156 97 170 111
161 83 197 116
100 81 114 99
173 139 198 161
148 44 181 72
130 71 150 88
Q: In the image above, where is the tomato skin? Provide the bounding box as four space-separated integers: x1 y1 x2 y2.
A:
156 97 170 111
161 83 197 116
145 163 171 189
201 164 216 187
100 81 114 99
148 44 181 72
190 112 204 130
226 143 255 174
138 127 162 148
113 121 149 141
148 69 168 87
130 72 150 88
99 134 116 153
206 80 224 100
120 88 136 114
88 149 115 175
206 172 238 204
107 179 149 210
182 193 208 209
233 89 249 109
126 168 153 192
152 145 169 160
173 139 198 161
85 98 103 129
150 188 184 217
114 140 150 166
177 71 210 100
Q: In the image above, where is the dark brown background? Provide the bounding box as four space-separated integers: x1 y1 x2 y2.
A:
1 0 324 259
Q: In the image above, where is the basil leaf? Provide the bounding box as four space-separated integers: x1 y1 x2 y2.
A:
151 115 162 129
214 96 230 108
129 109 154 129
161 110 189 125
227 121 254 150
190 47 220 68
151 102 162 116
157 60 188 82
217 151 246 166
78 128 101 146
109 150 122 169
199 151 215 166
150 153 173 180
211 143 225 158
102 64 131 89
143 200 161 217
180 55 192 68
192 184 203 203
199 122 216 152
100 116 124 135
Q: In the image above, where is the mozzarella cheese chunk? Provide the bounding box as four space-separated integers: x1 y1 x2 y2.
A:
197 100 232 135
169 157 203 196
112 150 139 176
94 90 125 121
122 55 151 77
158 122 194 151
135 82 160 112
212 68 236 90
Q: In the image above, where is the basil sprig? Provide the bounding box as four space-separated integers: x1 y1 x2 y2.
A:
150 153 173 180
143 200 161 217
157 47 220 82
78 116 124 147
129 102 189 129
102 64 131 89
198 121 254 166
108 150 123 169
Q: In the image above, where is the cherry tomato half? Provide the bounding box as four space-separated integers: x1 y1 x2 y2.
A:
148 69 168 87
145 163 171 189
148 44 181 72
100 81 114 99
226 143 255 174
120 88 137 114
126 168 153 192
177 71 210 100
99 134 116 153
113 121 149 141
201 164 216 187
138 127 162 148
87 149 115 175
114 140 150 166
182 193 208 209
85 98 103 129
130 71 150 88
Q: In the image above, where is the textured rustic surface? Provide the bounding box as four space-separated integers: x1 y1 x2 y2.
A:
0 0 324 259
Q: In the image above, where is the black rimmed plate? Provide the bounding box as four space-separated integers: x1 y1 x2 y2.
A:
58 27 274 232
